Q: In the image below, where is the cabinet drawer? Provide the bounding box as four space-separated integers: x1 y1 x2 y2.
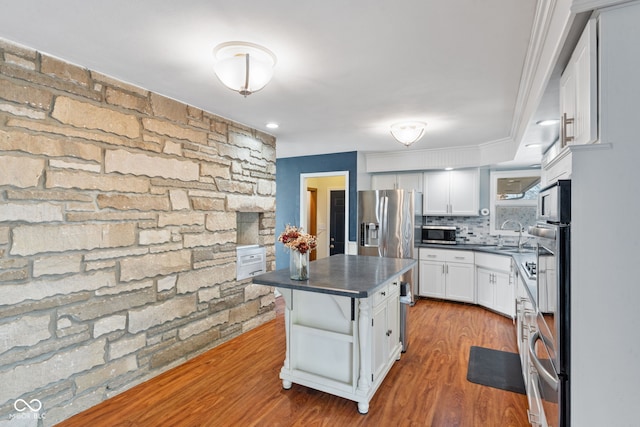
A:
372 283 390 306
419 248 448 261
445 250 474 264
419 248 474 264
388 280 400 296
475 252 511 271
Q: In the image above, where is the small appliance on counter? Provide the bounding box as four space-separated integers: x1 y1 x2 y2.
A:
421 225 457 245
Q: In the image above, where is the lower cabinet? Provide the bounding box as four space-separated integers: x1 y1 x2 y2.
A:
419 248 475 303
372 281 400 381
475 253 515 318
418 248 523 319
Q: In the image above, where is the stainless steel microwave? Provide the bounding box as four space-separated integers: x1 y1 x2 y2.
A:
538 180 571 224
421 225 457 245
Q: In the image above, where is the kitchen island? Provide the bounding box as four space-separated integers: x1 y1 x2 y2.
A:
252 254 416 414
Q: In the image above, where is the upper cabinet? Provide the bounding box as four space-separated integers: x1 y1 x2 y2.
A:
423 169 479 216
371 172 423 192
559 18 597 148
543 18 597 188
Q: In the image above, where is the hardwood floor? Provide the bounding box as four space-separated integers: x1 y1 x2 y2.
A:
58 298 528 427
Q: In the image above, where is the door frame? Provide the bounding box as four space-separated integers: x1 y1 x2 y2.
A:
299 171 350 256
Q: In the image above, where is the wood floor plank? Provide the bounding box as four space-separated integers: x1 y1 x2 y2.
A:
58 298 528 427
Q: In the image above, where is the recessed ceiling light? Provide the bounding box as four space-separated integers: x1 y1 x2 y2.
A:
536 119 560 126
266 122 279 129
445 167 453 171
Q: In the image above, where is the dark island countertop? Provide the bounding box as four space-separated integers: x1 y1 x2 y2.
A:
252 254 416 298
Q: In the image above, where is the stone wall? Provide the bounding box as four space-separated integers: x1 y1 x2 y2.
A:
0 39 276 425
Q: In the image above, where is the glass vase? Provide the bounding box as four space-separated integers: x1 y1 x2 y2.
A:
289 250 309 281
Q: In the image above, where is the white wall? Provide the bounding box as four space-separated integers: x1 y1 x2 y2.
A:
570 4 640 426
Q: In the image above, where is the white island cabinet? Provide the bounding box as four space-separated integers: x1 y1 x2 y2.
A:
252 255 416 414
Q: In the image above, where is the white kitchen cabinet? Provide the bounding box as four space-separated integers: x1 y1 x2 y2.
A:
371 172 423 192
371 281 400 381
559 18 597 148
418 248 475 303
423 169 479 216
475 253 514 317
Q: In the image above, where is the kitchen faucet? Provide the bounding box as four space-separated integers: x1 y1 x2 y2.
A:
500 219 524 251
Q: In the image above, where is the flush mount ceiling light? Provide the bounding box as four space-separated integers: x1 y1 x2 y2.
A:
390 121 427 146
212 41 277 97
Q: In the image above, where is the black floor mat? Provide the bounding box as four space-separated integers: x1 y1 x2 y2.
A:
466 346 526 394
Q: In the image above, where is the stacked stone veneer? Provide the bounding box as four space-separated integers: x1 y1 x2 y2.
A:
0 39 276 425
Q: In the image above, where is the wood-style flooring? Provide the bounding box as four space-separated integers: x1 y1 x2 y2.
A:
58 298 529 427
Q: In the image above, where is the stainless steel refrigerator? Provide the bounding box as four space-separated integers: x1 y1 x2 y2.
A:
357 189 422 301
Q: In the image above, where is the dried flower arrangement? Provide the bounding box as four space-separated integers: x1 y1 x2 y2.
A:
278 224 317 254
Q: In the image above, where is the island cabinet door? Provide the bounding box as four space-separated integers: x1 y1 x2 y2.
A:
370 282 401 383
371 301 387 381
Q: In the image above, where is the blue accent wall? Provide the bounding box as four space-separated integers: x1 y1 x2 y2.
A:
275 151 357 269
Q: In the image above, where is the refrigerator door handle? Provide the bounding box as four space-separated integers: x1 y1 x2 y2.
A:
528 330 559 391
379 196 387 257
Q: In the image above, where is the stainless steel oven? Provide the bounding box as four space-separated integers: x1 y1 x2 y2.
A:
527 180 570 427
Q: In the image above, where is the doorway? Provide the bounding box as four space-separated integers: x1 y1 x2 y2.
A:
329 190 345 255
307 187 318 261
300 172 349 260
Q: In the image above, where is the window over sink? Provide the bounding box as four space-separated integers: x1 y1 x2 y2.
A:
489 170 541 236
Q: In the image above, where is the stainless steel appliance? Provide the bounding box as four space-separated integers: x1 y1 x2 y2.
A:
527 179 570 427
421 225 457 244
358 190 422 352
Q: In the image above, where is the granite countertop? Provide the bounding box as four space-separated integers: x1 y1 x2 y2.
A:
252 254 416 298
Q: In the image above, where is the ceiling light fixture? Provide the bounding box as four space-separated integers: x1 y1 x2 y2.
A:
212 41 277 97
266 122 279 129
390 121 426 146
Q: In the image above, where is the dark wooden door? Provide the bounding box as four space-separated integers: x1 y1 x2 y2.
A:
329 190 345 255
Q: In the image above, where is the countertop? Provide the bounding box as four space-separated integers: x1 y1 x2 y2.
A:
252 254 416 298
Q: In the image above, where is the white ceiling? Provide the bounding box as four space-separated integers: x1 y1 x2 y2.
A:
0 0 558 164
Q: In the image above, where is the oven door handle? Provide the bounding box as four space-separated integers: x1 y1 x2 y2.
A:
528 225 556 240
528 330 559 391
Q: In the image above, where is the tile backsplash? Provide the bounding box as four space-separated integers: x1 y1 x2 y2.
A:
424 216 523 246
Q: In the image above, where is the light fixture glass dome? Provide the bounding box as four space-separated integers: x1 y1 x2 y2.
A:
213 42 277 96
390 121 427 146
